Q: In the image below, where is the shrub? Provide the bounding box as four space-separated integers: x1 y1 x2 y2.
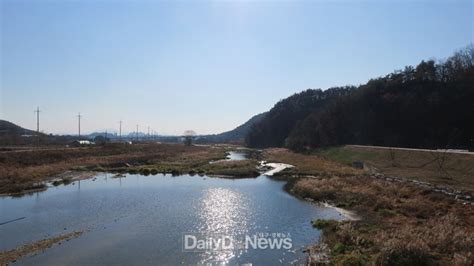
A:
332 242 346 255
171 170 180 176
311 219 339 232
140 168 150 176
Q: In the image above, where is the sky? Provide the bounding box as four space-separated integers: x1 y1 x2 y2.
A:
1 0 472 135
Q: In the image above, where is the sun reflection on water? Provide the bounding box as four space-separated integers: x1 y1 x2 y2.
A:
197 187 251 264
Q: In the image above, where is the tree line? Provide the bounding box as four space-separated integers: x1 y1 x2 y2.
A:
246 45 474 151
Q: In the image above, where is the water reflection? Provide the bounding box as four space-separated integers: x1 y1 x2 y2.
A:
226 151 247 161
1 174 341 265
198 187 250 263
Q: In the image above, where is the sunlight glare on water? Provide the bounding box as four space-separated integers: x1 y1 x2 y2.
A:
198 187 251 263
1 174 342 265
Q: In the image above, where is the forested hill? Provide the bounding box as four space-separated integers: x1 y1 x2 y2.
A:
246 45 474 151
245 88 354 148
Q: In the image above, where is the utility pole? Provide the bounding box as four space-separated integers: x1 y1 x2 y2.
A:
77 112 82 137
148 126 150 141
34 107 41 133
119 120 122 142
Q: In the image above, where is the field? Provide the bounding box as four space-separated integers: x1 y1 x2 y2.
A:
263 147 474 265
316 145 474 193
294 176 473 265
263 148 362 177
0 143 259 195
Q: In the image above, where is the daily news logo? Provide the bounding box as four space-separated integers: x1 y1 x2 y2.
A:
183 233 292 252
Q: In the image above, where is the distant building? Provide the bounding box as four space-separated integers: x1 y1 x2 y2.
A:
71 140 95 146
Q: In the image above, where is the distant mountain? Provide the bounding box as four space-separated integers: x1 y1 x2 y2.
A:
87 132 118 139
246 45 474 150
1 112 268 145
0 120 41 136
196 112 268 143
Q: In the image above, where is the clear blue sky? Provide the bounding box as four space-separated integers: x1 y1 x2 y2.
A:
1 0 472 135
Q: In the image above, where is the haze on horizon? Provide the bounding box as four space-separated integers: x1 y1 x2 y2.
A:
1 0 472 135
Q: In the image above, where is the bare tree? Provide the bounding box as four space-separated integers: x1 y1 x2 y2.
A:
426 129 461 180
429 149 452 180
388 147 397 167
183 130 196 146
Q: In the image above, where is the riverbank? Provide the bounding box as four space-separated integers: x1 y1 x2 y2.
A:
2 144 473 264
263 148 474 265
316 145 474 193
0 143 261 195
0 231 83 265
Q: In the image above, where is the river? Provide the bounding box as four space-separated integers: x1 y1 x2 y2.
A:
0 155 342 265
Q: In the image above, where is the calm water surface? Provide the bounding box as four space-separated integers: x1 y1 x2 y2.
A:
226 151 248 161
0 173 341 265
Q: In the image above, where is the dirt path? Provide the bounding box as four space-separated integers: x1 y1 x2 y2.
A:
348 144 474 155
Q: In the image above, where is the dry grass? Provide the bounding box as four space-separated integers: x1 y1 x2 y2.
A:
204 160 260 177
292 176 474 265
266 147 474 264
0 144 262 194
0 143 228 194
318 146 474 192
0 231 83 265
263 148 362 177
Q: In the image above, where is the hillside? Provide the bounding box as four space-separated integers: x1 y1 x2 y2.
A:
0 120 39 136
0 120 47 146
245 88 353 148
196 112 267 143
246 45 474 151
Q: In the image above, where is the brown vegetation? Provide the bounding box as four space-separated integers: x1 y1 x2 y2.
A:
260 145 474 265
205 160 260 178
263 148 362 177
0 231 83 265
293 176 474 265
317 146 474 193
0 143 232 194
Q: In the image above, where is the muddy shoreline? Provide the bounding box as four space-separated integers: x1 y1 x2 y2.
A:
0 231 83 265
